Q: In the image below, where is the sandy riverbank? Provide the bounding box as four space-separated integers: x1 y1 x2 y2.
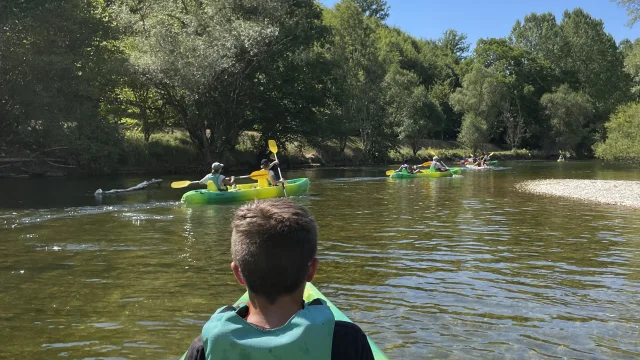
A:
517 179 640 209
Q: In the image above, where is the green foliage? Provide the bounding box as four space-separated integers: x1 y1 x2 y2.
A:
622 39 640 95
122 130 199 172
595 101 640 162
117 0 326 161
458 113 488 154
383 67 444 154
438 29 470 59
541 85 594 154
450 64 508 127
3 0 639 173
0 0 129 173
353 0 390 21
612 0 640 27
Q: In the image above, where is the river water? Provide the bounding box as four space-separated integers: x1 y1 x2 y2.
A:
1 161 639 359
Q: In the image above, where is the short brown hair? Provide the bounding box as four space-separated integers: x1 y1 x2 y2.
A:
231 199 318 304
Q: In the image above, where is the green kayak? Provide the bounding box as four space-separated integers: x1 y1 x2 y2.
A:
389 168 460 178
181 178 309 205
178 282 388 360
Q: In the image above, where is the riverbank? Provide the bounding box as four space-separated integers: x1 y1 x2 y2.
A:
0 132 564 178
517 179 640 209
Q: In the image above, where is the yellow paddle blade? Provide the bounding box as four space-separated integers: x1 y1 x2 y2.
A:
171 180 193 189
422 161 432 166
249 170 270 180
489 152 494 156
268 139 278 154
386 170 395 176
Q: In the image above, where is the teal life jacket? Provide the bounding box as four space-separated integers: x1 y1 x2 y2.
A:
201 299 335 360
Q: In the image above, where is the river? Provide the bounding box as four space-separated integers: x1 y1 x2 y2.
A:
1 161 639 359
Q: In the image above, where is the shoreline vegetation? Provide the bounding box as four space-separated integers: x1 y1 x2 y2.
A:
3 1 640 178
517 179 640 209
1 131 555 178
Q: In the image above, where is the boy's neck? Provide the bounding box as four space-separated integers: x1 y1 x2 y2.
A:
245 287 305 329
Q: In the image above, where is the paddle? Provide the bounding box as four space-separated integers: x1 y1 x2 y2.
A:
170 170 269 189
268 139 287 197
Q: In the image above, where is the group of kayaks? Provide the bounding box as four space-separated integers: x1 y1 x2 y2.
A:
180 160 500 205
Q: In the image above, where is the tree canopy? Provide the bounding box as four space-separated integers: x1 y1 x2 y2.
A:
1 0 638 173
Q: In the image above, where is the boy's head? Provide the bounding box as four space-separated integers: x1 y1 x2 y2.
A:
230 199 318 304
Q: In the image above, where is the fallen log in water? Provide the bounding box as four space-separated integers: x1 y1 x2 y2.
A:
94 179 162 197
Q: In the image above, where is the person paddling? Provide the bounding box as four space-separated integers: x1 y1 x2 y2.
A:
199 162 235 191
183 199 374 360
396 159 411 173
260 159 285 186
430 156 448 172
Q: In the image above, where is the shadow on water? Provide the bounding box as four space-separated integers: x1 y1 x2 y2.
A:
0 161 639 359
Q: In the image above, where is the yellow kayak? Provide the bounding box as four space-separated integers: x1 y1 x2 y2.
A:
181 178 309 204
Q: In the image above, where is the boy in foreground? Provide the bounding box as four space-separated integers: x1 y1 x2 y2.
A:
185 199 374 360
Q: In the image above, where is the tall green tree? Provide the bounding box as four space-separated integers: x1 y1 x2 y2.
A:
558 9 630 114
541 84 594 154
510 12 565 68
0 0 125 172
438 29 470 60
450 64 508 152
383 67 443 154
620 38 640 96
324 0 388 160
118 0 325 162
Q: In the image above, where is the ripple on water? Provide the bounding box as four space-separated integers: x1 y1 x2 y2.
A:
2 201 180 228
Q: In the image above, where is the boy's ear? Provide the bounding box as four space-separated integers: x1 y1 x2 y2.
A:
231 262 246 285
305 257 319 282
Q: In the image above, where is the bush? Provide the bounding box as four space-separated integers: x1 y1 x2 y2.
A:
595 101 640 163
122 130 200 172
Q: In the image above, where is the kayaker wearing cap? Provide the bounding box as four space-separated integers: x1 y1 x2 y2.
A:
260 159 285 186
430 156 447 172
183 199 374 360
200 162 235 191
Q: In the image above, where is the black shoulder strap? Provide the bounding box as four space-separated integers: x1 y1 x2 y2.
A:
308 298 324 306
218 305 236 314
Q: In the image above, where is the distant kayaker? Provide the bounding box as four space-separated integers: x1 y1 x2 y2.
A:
430 156 448 172
559 154 565 161
396 159 410 172
260 159 285 186
199 162 235 191
183 199 374 360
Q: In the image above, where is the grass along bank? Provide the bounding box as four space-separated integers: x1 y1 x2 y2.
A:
0 131 568 178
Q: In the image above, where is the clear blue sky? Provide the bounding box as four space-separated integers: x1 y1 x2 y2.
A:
319 0 637 46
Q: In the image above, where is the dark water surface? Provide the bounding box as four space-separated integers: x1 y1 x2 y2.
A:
1 161 639 359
